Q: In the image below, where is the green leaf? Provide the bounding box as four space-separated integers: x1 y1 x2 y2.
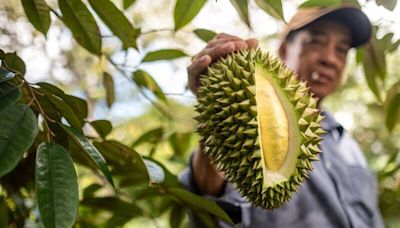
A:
169 132 193 157
174 0 207 31
36 142 79 228
132 69 167 102
0 82 21 112
167 187 233 225
299 0 341 8
170 204 186 228
3 53 26 75
193 29 217 42
58 0 102 55
384 81 400 132
0 49 4 59
88 0 138 49
102 72 115 107
90 120 112 139
0 67 16 83
0 104 37 177
143 159 165 184
142 49 188 62
96 140 148 176
362 30 386 101
21 0 51 35
132 127 164 147
60 124 115 188
38 82 88 126
0 196 9 227
123 0 137 9
376 0 397 11
255 0 284 21
46 94 82 131
230 0 251 28
143 157 181 187
83 183 102 198
81 197 143 217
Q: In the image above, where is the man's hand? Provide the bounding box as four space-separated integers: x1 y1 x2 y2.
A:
190 34 258 196
187 33 258 95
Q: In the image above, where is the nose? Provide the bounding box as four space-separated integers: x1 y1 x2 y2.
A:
319 43 341 69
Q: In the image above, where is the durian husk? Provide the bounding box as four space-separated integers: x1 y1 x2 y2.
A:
195 49 325 209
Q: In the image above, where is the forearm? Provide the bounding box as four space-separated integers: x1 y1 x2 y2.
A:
192 145 226 196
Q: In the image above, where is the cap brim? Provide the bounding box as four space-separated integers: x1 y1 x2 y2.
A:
322 7 371 47
282 7 372 47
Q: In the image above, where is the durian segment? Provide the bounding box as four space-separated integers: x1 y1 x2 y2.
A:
195 49 324 209
254 63 289 172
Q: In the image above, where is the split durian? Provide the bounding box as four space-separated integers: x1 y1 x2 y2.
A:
195 49 325 209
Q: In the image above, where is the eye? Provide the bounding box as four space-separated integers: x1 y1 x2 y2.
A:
306 36 326 47
336 46 349 56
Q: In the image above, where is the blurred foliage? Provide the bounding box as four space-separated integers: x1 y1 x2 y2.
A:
0 0 399 227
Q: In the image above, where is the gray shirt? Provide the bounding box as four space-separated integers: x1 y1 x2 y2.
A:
179 111 384 228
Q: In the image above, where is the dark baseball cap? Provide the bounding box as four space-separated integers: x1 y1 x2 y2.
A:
280 6 372 47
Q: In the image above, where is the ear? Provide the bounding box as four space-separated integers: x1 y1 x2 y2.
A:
279 42 287 61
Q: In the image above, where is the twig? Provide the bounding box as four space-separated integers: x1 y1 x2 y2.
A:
49 6 63 20
24 81 55 142
106 56 173 120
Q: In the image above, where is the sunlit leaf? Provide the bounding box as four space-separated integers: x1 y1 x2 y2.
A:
36 142 79 228
142 49 187 62
174 0 207 31
167 187 233 225
255 0 284 21
0 67 16 83
143 157 181 187
58 0 102 55
61 124 115 188
132 69 167 102
230 0 251 28
3 53 26 75
0 104 37 177
299 0 341 8
0 82 21 112
90 120 112 139
88 0 138 49
123 0 137 9
21 0 51 35
143 159 165 184
384 81 400 132
193 29 217 42
102 72 115 107
376 0 398 11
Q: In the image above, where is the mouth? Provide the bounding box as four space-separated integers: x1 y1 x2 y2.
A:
310 72 333 84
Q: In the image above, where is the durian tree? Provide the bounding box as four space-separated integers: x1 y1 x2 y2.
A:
0 0 400 227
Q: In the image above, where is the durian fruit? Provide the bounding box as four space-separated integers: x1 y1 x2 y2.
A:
195 49 325 209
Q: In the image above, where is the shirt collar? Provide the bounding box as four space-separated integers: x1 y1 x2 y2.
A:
320 110 344 138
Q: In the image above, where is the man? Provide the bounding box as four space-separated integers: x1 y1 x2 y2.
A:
180 5 384 228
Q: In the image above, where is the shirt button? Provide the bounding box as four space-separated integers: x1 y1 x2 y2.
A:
325 161 332 169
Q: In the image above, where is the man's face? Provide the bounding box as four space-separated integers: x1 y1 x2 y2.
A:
279 19 351 100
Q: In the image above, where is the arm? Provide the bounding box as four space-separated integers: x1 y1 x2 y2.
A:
188 33 258 196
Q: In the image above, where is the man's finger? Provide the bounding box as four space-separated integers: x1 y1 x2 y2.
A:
207 37 242 49
245 38 259 49
206 40 248 60
187 55 212 93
